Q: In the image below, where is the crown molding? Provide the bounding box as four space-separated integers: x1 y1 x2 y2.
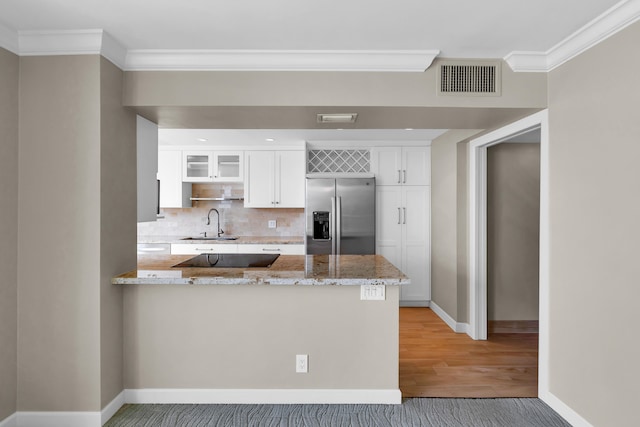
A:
100 32 127 69
1 25 437 71
19 29 104 55
0 22 19 54
505 0 640 72
123 49 440 72
17 29 127 68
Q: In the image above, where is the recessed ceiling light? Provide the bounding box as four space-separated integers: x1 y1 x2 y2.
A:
265 138 275 142
405 128 414 131
317 113 358 124
197 138 208 142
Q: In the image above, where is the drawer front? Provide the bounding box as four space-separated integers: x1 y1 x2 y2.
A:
137 243 171 255
236 244 305 255
171 243 239 255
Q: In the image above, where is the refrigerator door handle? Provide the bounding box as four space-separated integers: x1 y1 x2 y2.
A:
398 207 401 224
331 196 337 254
336 196 342 254
403 207 407 224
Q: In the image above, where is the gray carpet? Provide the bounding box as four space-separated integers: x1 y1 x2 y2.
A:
104 399 571 427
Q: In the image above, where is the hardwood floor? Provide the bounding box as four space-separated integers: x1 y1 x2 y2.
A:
400 307 538 398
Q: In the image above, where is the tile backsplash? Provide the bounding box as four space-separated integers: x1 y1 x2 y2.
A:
138 183 305 237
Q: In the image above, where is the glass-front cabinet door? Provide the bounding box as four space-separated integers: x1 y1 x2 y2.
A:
213 151 243 182
183 151 213 182
182 150 244 182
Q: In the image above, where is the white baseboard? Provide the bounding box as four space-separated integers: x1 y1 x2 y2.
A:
5 388 400 426
429 301 469 334
0 413 16 427
540 391 594 427
16 411 100 427
125 388 402 405
399 300 430 307
101 390 125 425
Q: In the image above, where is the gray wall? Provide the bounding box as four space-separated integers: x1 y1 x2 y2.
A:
99 57 137 408
0 47 19 423
487 143 540 321
122 60 546 130
123 60 546 109
16 55 136 412
18 55 102 411
430 130 479 321
547 21 640 427
456 142 468 323
124 285 399 390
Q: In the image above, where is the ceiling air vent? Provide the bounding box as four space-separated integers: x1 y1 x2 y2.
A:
438 61 501 96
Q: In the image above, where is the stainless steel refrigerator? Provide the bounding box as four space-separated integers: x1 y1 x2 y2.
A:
305 178 375 255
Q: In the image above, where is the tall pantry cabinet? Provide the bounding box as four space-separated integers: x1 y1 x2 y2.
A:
372 146 431 305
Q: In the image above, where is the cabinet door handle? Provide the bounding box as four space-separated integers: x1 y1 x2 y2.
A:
262 248 281 252
403 170 407 184
403 207 406 224
398 207 401 224
196 248 213 252
397 170 401 184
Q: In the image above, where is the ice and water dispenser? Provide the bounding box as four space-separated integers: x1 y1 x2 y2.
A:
312 211 330 240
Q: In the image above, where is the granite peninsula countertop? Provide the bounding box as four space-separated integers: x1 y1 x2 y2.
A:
113 254 409 286
138 235 304 245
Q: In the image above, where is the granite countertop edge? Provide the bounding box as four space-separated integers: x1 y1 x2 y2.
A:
112 277 408 286
113 254 409 286
138 235 304 245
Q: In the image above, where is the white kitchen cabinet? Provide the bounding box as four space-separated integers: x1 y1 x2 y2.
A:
371 146 430 186
182 150 243 182
244 150 305 208
183 151 213 182
236 243 305 255
158 150 192 208
171 243 238 255
213 151 243 182
376 185 430 304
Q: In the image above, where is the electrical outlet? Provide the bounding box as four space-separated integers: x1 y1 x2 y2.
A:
360 285 386 300
296 354 308 373
268 220 277 228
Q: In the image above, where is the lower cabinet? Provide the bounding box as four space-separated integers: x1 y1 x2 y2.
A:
235 244 304 255
171 243 238 255
171 243 304 255
376 186 430 304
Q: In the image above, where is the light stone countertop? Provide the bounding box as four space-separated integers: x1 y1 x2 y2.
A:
113 254 409 286
138 235 304 245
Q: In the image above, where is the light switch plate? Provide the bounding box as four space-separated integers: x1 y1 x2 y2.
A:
268 220 277 228
360 285 385 300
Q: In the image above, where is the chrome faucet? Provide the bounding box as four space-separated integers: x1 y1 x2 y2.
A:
206 208 224 237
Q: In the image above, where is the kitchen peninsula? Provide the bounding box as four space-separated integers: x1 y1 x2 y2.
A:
113 254 407 404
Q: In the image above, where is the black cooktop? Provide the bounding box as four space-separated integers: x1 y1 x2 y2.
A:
172 253 280 268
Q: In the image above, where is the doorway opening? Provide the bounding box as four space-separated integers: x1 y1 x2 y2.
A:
468 110 550 397
487 134 540 335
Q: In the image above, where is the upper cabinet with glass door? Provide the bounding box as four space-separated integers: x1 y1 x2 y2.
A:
182 150 243 182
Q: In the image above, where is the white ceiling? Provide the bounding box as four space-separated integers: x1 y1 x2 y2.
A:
0 0 629 143
0 0 623 57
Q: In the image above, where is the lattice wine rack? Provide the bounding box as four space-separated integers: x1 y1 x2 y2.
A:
307 149 370 173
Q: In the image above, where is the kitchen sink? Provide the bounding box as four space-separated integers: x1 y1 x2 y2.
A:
181 236 238 241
